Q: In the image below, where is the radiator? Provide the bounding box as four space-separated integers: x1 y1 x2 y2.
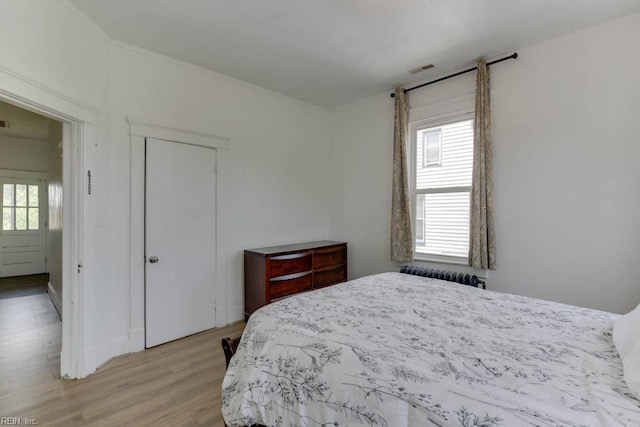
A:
399 265 485 289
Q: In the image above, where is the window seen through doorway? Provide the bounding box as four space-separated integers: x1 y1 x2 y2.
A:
2 184 39 231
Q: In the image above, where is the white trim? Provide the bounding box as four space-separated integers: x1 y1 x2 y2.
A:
82 345 97 379
0 63 100 123
63 121 85 378
413 253 469 266
216 306 228 328
128 119 230 351
416 186 472 195
410 104 475 266
127 118 229 150
410 94 474 125
47 281 62 318
129 328 145 352
97 335 131 366
129 135 146 352
0 169 48 180
228 304 245 324
215 149 229 327
0 64 95 379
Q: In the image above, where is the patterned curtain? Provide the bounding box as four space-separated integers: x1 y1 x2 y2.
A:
390 87 413 262
469 59 496 270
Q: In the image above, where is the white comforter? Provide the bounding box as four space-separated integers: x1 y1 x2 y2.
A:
222 273 640 426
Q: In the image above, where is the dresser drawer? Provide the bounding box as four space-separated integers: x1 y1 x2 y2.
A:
314 265 347 288
270 272 312 299
313 246 346 269
269 252 312 278
245 241 347 318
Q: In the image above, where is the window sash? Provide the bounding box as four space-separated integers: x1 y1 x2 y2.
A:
415 190 471 258
422 129 442 167
415 186 471 195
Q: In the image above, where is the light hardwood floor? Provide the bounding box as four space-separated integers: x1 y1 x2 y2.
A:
0 290 245 426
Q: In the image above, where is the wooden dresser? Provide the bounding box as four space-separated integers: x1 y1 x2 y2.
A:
244 241 347 318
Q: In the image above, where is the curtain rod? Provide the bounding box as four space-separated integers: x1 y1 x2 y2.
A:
390 52 518 98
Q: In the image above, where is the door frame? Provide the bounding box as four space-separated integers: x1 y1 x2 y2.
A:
127 118 229 352
0 64 99 378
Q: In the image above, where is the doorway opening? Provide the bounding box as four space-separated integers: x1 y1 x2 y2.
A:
0 75 92 377
0 100 63 378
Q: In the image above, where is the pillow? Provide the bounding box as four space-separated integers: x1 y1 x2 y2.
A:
613 303 640 360
613 302 640 399
622 351 640 399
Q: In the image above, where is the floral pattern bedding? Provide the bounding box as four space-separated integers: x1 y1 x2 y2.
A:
222 272 640 426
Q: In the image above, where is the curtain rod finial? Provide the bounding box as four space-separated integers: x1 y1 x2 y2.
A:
390 88 406 98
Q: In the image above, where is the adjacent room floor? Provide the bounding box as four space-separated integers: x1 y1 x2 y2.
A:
0 275 244 426
0 275 61 383
0 273 50 300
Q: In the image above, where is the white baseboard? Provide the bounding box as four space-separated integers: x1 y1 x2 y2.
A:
83 345 97 378
79 335 132 378
78 308 243 378
129 327 145 352
97 335 130 369
47 281 62 319
228 304 244 324
216 306 227 326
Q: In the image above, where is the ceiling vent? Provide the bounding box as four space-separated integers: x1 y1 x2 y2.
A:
409 64 434 74
0 120 9 128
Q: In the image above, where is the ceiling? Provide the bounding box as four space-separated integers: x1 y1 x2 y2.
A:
70 0 640 108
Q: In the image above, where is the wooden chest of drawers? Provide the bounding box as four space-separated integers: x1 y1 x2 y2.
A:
244 241 347 318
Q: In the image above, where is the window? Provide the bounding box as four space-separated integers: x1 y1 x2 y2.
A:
422 129 441 167
2 184 39 231
413 118 473 260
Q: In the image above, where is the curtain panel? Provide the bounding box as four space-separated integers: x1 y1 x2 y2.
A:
390 87 413 263
469 59 497 270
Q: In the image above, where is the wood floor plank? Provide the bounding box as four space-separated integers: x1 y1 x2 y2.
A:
0 288 245 426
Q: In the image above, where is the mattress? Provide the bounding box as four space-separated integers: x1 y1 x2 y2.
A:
222 272 640 426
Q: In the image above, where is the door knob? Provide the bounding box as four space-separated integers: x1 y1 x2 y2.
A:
149 256 159 264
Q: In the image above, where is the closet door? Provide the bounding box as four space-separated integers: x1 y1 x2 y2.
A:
145 138 216 347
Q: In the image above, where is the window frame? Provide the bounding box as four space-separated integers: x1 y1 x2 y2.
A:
2 183 40 231
415 194 425 245
410 109 474 264
1 179 45 233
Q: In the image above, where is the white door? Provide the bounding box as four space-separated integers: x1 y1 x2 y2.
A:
1 179 47 277
145 138 217 347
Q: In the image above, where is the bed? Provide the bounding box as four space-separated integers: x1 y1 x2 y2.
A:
221 272 640 426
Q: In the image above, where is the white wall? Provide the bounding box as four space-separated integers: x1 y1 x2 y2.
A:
329 14 640 314
0 137 49 172
0 1 109 109
1 0 332 376
0 0 111 377
47 120 63 316
0 100 53 172
107 43 332 354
